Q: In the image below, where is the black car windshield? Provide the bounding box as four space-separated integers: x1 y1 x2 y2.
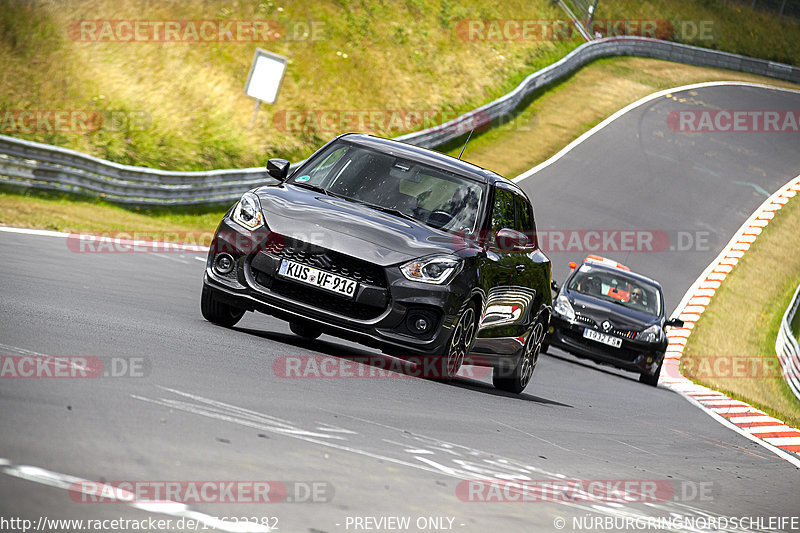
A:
290 141 485 234
568 264 662 316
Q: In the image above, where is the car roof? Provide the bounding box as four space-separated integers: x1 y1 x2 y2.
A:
337 133 514 188
578 260 663 290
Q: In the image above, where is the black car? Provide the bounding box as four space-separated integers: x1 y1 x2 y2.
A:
545 255 683 386
201 134 552 393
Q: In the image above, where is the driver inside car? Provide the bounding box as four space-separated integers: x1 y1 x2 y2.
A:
629 287 646 310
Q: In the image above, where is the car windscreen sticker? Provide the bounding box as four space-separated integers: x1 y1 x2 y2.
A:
296 175 311 182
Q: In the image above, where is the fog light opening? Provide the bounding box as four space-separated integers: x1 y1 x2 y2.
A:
406 310 436 336
214 253 235 275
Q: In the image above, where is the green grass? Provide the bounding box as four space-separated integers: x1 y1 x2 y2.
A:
682 196 800 428
792 296 800 344
3 55 798 235
0 0 578 170
442 56 800 177
0 188 227 236
1 0 799 173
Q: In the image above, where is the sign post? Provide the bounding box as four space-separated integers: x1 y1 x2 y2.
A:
244 48 289 127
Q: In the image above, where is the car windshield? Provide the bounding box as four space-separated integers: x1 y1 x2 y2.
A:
568 264 662 316
289 141 485 234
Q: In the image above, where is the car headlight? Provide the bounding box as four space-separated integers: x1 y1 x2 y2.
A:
636 324 663 343
400 255 461 285
232 192 264 230
553 293 575 321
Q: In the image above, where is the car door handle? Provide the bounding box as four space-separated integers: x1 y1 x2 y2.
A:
515 264 526 273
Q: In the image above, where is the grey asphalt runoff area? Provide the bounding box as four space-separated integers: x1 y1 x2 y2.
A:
1 84 799 532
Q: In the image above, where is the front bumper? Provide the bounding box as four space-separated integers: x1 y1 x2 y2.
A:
203 220 469 357
546 314 665 375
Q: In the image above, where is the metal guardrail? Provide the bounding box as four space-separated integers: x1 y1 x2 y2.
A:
2 36 799 206
776 283 800 401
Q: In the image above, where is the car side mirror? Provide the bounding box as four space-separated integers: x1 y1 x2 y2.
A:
666 318 684 328
551 279 559 292
495 228 529 251
267 158 291 182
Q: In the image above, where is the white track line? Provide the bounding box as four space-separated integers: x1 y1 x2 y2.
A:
514 81 800 183
0 226 210 253
0 462 270 532
514 81 800 468
4 82 800 466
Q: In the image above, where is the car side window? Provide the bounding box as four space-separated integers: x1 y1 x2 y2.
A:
491 188 515 231
302 146 349 186
514 193 536 247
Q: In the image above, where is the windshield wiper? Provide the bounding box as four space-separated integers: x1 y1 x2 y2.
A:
356 201 419 223
291 181 329 195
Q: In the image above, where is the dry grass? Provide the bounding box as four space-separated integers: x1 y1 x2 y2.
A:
3 55 799 234
0 190 226 235
0 0 574 169
2 1 799 171
449 57 800 177
682 196 800 427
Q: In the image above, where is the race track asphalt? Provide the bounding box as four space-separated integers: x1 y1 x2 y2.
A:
1 83 799 532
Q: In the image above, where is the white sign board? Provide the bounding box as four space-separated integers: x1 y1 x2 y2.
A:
244 48 288 105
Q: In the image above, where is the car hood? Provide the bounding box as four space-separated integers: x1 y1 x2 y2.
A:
567 291 661 330
254 185 469 266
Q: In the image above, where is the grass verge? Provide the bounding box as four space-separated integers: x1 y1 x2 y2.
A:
0 189 226 235
2 55 799 234
443 56 800 177
681 195 800 428
2 0 799 170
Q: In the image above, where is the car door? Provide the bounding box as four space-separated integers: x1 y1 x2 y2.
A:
485 185 519 288
476 185 537 330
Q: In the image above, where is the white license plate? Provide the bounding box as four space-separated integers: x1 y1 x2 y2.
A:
278 259 358 299
583 328 622 349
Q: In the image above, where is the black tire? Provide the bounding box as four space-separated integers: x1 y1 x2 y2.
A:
290 321 323 340
493 319 545 394
639 360 662 387
541 342 550 354
442 302 478 379
201 285 245 327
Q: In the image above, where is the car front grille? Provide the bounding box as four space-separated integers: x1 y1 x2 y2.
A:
559 330 642 362
263 233 386 288
269 278 385 320
250 233 389 320
575 313 638 339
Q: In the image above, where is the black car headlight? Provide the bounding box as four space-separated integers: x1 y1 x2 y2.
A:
232 191 264 230
553 293 575 321
400 255 461 285
636 324 663 343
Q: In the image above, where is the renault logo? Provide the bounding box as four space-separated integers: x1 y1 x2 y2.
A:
602 320 613 332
